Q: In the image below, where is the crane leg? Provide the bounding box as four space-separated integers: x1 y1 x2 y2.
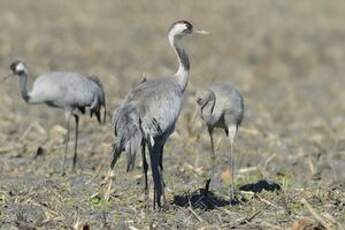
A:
72 114 79 172
158 145 167 207
62 111 72 176
148 142 162 209
207 127 215 191
227 125 237 202
141 141 149 205
104 143 122 200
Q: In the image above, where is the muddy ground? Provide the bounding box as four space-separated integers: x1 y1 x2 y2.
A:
0 0 345 229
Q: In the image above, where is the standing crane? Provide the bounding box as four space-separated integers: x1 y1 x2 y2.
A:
9 60 106 175
107 20 208 208
196 83 244 200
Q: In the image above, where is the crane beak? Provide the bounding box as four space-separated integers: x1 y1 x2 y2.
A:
194 29 210 35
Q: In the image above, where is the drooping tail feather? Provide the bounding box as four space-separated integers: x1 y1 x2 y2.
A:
88 75 106 124
113 104 143 171
92 100 106 124
103 103 107 123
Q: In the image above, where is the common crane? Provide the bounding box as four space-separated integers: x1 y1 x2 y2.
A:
196 83 244 200
107 20 208 208
10 60 106 175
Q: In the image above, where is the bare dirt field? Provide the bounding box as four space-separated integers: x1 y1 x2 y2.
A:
0 0 345 229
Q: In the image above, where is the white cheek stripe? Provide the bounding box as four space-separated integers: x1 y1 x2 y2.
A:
16 63 25 72
171 23 187 35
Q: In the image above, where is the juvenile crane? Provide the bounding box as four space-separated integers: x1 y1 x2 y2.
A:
196 83 244 200
108 20 208 208
10 60 106 174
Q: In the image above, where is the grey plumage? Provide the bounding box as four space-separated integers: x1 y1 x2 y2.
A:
107 20 208 208
10 60 106 174
112 103 143 172
196 83 244 200
87 75 107 123
197 84 244 130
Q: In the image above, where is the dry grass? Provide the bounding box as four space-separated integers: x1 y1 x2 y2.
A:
0 0 345 229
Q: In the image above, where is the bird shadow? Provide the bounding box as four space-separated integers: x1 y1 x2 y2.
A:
238 179 281 193
172 180 239 210
172 189 236 210
172 179 281 210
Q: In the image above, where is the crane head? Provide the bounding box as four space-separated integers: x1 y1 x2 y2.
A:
196 90 210 106
10 60 28 76
169 20 209 38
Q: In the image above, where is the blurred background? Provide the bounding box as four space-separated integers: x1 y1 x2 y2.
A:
0 0 344 228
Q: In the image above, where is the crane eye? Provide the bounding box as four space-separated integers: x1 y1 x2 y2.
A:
183 26 193 34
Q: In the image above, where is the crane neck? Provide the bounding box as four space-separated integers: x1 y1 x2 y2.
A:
18 72 31 103
200 90 217 125
169 34 190 92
